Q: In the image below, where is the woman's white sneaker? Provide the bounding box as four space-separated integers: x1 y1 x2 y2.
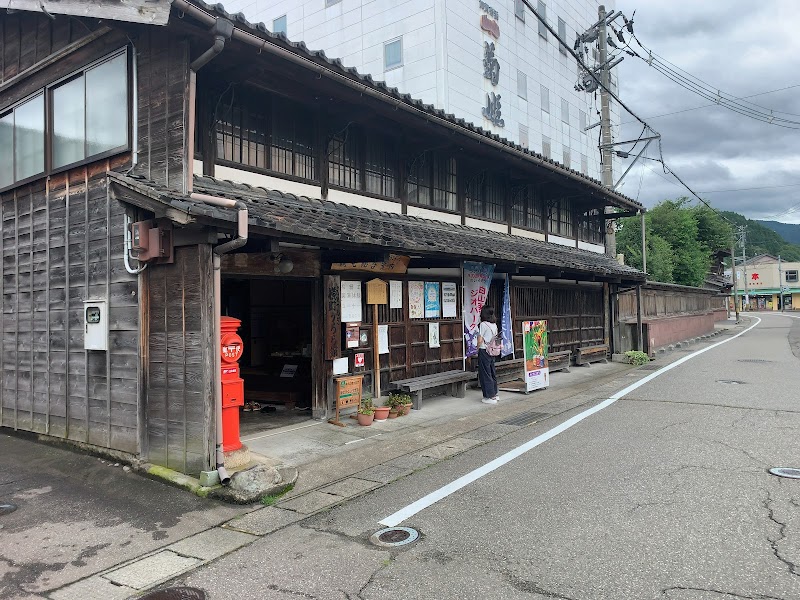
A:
481 397 498 405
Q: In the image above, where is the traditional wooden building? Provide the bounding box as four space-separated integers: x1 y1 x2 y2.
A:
0 0 644 475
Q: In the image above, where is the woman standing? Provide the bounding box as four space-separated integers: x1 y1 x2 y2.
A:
476 305 499 405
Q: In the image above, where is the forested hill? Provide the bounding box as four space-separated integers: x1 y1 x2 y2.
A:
757 220 800 246
720 212 800 261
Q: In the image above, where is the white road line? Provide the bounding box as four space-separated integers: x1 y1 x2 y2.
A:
379 317 762 527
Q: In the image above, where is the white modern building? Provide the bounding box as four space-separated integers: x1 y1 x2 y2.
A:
222 0 621 182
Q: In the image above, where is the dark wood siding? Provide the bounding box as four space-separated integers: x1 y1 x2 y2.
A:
144 245 215 475
0 167 139 452
512 283 605 356
0 12 102 84
132 29 189 191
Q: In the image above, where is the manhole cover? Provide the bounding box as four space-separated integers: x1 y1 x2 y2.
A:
738 359 773 364
0 503 17 516
138 588 207 600
716 380 746 385
370 527 420 548
769 467 800 480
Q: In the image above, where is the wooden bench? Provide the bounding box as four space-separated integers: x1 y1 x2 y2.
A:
548 350 572 373
575 344 609 366
389 370 478 410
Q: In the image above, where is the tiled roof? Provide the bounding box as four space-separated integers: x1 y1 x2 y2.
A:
109 172 645 281
175 0 643 212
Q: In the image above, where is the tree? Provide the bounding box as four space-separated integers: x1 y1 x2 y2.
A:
616 217 674 283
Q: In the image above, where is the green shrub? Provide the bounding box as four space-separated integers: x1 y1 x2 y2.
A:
624 350 650 366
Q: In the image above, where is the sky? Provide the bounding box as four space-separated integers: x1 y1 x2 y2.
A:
610 0 800 223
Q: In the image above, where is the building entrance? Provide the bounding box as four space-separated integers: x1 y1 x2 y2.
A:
221 277 314 436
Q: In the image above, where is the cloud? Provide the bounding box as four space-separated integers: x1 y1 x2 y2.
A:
612 0 800 223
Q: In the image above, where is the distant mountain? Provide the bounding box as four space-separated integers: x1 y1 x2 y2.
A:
757 220 800 245
720 212 800 261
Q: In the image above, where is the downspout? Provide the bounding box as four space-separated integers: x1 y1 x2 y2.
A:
192 192 248 485
186 17 233 194
184 17 237 482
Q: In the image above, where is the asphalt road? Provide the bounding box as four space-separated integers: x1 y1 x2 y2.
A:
182 314 800 600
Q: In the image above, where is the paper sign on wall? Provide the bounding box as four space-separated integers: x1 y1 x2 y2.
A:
332 356 349 375
424 282 441 318
340 281 362 322
409 281 424 319
429 322 440 348
389 280 403 309
378 324 389 354
442 282 457 318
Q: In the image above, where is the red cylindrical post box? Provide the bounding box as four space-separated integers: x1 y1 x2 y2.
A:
220 316 244 452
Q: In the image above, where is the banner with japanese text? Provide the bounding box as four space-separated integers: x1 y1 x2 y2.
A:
501 274 514 358
463 261 494 358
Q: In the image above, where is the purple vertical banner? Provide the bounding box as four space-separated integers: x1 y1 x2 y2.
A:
501 274 514 357
463 261 495 358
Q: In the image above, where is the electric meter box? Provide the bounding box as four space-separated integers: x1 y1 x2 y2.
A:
84 299 109 351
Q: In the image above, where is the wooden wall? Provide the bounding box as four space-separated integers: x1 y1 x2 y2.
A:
144 245 215 475
512 284 605 356
617 284 719 321
0 168 139 452
0 12 103 84
132 28 189 191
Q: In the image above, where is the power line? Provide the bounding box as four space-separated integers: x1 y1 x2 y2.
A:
699 183 800 194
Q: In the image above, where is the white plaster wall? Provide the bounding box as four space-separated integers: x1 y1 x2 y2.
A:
465 216 508 233
407 205 462 224
327 188 403 213
578 240 605 254
548 234 575 248
213 164 322 198
511 227 546 241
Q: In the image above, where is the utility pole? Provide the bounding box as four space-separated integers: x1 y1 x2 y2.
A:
740 226 748 310
778 254 784 312
731 236 740 321
598 4 615 258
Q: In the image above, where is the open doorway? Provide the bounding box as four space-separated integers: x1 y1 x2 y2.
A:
222 277 314 435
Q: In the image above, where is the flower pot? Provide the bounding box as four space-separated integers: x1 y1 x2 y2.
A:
401 403 412 416
388 409 400 419
357 412 374 426
373 406 391 421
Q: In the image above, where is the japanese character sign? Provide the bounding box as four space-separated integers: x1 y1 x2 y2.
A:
482 92 505 127
483 41 500 86
463 261 495 358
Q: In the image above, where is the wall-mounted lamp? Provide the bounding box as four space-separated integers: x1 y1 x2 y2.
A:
272 253 294 274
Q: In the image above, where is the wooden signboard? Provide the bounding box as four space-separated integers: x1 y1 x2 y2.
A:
366 278 388 305
329 374 363 427
324 275 341 360
330 254 410 274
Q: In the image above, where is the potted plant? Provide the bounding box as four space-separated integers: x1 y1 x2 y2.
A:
387 393 412 417
373 402 391 421
386 394 402 418
357 400 375 426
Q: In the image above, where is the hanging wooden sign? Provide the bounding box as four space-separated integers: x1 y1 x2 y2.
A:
330 254 410 274
324 275 341 361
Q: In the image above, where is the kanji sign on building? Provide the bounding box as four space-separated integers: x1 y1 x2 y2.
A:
751 273 759 281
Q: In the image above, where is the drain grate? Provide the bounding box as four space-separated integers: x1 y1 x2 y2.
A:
738 359 773 364
0 503 17 516
138 588 207 600
769 467 800 480
499 410 550 427
370 527 420 547
637 364 660 371
717 380 746 385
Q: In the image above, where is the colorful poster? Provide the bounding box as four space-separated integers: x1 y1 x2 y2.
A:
463 261 495 357
409 281 424 319
522 320 549 392
442 282 457 318
354 353 365 368
340 281 362 322
501 274 514 358
429 322 440 348
424 282 441 318
378 324 389 355
389 280 403 309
